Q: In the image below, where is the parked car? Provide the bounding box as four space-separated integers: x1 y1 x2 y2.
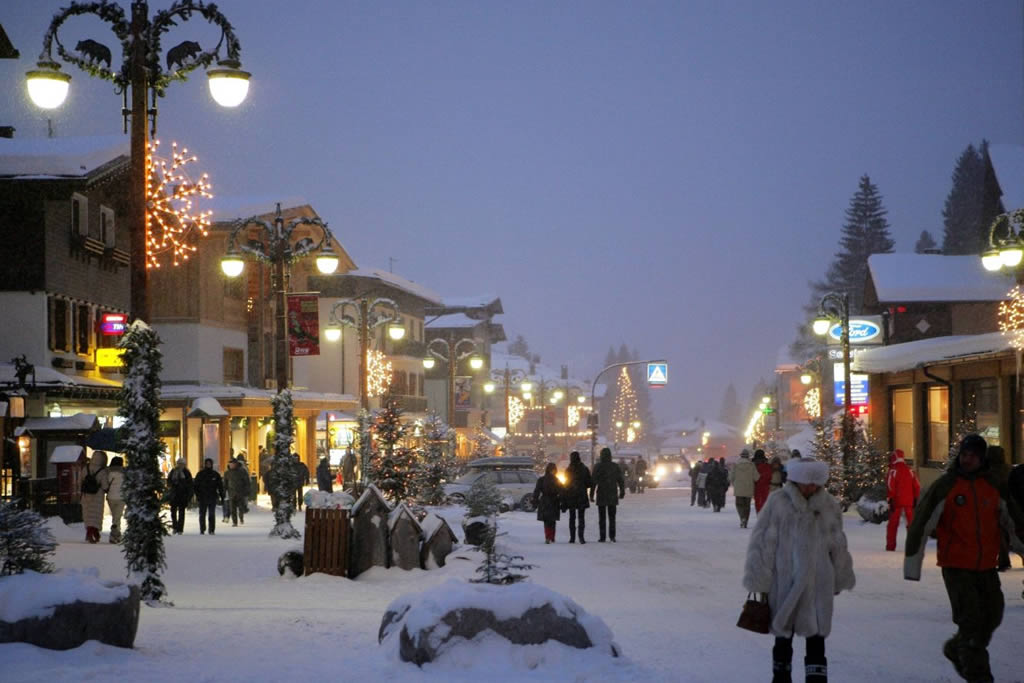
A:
443 456 539 511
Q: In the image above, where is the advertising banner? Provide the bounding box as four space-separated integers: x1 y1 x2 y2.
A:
826 315 884 346
287 293 320 357
454 376 473 411
833 362 869 406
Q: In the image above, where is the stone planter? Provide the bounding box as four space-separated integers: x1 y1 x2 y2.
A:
0 583 140 650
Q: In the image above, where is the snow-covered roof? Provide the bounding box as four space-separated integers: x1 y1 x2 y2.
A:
852 331 1011 374
50 445 85 463
654 418 739 439
344 268 443 304
442 294 500 309
425 312 482 329
867 253 1013 303
989 143 1024 211
351 484 390 516
387 503 422 532
420 513 456 544
0 364 121 390
16 414 99 435
160 382 355 404
0 135 128 178
187 397 229 418
206 195 310 222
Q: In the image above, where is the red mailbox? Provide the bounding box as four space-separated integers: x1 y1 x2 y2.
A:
50 445 86 503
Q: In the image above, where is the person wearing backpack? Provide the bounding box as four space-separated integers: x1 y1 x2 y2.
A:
81 450 108 543
105 456 126 543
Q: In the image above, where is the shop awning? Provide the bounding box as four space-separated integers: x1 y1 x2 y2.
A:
187 397 229 418
14 414 100 436
852 331 1012 374
50 445 85 463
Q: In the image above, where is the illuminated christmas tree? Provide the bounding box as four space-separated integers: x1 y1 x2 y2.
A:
368 395 417 503
415 413 456 505
611 367 641 444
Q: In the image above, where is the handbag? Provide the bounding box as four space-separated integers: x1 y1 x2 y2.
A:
737 593 771 634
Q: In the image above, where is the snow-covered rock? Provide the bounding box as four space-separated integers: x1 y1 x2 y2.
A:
379 579 620 666
856 496 890 524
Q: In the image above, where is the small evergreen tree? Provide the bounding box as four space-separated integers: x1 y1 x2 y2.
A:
269 389 300 539
470 424 494 460
464 475 502 518
416 413 457 505
118 321 170 604
847 423 888 502
368 395 418 503
914 230 938 253
808 417 843 501
0 503 56 576
470 521 533 585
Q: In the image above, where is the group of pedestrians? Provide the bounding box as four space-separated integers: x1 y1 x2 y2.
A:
164 453 255 534
80 449 125 543
531 448 626 544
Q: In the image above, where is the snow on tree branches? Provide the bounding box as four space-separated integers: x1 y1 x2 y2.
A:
269 389 300 539
471 521 533 585
368 395 418 503
0 503 57 576
416 412 456 506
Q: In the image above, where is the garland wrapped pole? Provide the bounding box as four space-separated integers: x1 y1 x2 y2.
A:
269 389 300 539
118 321 169 605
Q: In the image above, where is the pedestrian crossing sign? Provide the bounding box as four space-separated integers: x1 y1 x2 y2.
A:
647 362 668 387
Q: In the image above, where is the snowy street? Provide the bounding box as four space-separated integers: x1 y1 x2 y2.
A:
3 484 1023 682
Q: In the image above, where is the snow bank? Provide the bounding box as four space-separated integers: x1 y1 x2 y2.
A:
380 578 619 663
303 490 354 509
0 569 130 622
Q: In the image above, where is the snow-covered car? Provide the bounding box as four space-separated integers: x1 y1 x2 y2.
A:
444 456 539 511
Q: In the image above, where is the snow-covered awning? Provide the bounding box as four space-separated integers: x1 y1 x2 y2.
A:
14 414 99 436
187 397 229 418
852 331 1012 374
867 253 1013 303
50 445 85 464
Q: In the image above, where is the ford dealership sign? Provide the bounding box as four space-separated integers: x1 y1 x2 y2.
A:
827 316 884 345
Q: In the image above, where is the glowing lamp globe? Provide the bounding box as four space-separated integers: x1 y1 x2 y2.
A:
1000 245 1024 268
220 254 245 277
207 60 251 108
812 316 831 336
422 356 435 370
26 63 71 109
553 390 564 401
522 391 532 400
577 395 586 403
388 321 406 341
982 249 1004 272
632 420 642 428
324 325 342 343
469 355 484 371
315 251 339 275
520 381 533 393
800 373 813 385
615 420 624 429
483 381 496 394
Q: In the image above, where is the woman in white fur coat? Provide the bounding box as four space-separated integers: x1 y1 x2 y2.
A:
743 458 855 683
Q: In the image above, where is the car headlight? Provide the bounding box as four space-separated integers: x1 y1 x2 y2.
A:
675 465 683 473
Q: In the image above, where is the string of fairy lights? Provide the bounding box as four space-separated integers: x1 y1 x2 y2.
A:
145 140 213 269
366 349 393 398
998 284 1024 350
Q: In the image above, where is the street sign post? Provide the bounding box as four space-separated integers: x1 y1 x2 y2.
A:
647 362 668 387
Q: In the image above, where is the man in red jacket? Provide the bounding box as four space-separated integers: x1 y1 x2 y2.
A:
885 449 920 551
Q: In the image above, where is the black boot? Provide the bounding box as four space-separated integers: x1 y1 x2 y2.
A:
805 656 827 682
772 639 793 683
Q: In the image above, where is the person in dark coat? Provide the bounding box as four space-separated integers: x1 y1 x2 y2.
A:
166 458 193 534
706 459 729 512
533 462 563 543
562 451 592 544
689 460 702 506
224 458 250 526
294 456 310 510
316 455 333 492
591 447 625 542
634 458 647 493
193 458 225 535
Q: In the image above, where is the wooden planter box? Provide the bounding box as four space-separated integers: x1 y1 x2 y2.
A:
303 508 349 577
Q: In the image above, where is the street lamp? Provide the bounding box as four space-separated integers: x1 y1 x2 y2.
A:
981 210 1024 273
221 203 338 392
486 366 528 446
423 335 481 425
324 296 404 411
26 0 250 322
812 291 853 489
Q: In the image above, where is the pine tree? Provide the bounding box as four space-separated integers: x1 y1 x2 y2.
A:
914 230 938 253
941 141 1002 255
269 389 300 539
611 367 641 444
416 412 457 505
368 395 417 503
847 422 887 503
508 334 531 359
0 502 57 576
464 475 502 518
808 417 843 501
718 383 741 427
629 347 654 436
117 321 170 603
470 424 495 460
470 521 534 585
793 175 894 361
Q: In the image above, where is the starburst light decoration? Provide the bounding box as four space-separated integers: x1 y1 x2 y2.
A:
803 388 821 419
567 405 581 428
146 139 213 269
998 285 1024 351
507 395 525 428
366 349 393 398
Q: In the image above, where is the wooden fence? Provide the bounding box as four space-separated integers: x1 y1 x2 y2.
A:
303 508 349 577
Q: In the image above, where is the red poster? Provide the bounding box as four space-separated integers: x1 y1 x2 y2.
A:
287 293 320 357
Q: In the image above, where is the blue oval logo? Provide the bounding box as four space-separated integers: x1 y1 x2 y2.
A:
828 320 881 343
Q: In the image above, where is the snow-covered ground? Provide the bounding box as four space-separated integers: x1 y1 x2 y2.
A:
2 485 1022 682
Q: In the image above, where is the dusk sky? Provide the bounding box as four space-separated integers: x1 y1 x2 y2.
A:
4 1 1023 424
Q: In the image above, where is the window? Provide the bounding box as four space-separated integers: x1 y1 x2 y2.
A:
48 297 70 352
71 193 88 236
74 303 92 354
891 388 914 462
99 206 115 247
927 385 949 463
962 378 999 446
223 347 245 384
418 373 424 396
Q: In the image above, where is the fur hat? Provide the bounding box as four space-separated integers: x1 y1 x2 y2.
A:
888 449 904 465
785 457 830 486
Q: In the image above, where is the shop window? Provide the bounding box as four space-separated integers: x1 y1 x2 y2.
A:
223 347 245 384
927 385 949 463
962 378 999 446
99 206 115 247
48 296 70 352
71 193 88 237
891 387 914 462
74 303 91 354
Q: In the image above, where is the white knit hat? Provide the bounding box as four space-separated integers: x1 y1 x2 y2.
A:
785 458 830 486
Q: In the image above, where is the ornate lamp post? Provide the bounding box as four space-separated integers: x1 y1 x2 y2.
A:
812 291 852 488
323 297 405 411
220 202 339 392
981 209 1024 277
26 0 252 322
422 335 482 426
482 365 527 448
